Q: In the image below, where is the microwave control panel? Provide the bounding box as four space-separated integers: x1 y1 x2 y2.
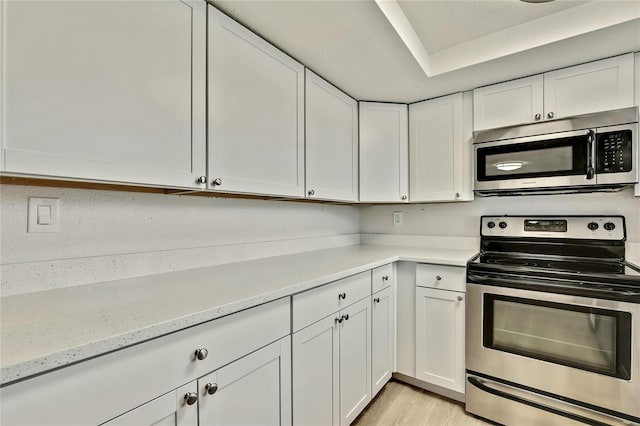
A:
596 130 632 173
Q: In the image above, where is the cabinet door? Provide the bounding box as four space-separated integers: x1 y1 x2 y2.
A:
199 337 292 426
544 53 634 120
635 52 640 197
306 70 359 202
371 286 394 397
2 0 206 188
293 315 340 426
415 287 465 393
409 93 472 202
359 103 409 203
102 382 198 426
339 297 372 426
473 75 543 131
207 6 304 197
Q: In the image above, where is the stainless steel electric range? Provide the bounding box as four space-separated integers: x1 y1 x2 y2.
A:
466 216 640 426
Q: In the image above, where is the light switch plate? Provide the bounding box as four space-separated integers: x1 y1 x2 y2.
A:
393 211 403 226
28 197 59 233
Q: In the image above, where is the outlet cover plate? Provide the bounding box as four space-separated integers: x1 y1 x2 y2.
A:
393 211 403 226
28 197 59 233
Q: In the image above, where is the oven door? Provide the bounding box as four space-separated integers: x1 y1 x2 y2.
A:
466 283 640 419
474 129 595 191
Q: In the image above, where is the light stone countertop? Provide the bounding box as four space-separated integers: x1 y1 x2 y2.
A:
0 244 476 386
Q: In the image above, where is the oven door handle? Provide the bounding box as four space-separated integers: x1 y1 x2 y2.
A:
467 376 612 426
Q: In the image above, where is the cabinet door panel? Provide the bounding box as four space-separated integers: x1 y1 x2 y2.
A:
544 53 634 120
199 337 292 426
102 382 197 426
473 75 543 131
339 297 372 426
415 287 465 393
372 286 394 397
306 70 358 202
2 0 206 188
359 103 409 202
208 6 304 197
293 315 340 426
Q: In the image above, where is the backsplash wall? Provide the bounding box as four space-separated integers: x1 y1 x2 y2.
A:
1 185 360 295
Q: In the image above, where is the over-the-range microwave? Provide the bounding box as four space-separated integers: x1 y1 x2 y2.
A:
473 107 638 195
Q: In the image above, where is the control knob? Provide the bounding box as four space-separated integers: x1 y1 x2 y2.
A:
487 221 496 229
499 221 508 229
603 222 616 231
587 222 599 231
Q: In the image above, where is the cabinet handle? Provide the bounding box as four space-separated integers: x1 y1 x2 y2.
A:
343 314 350 321
374 297 380 303
335 316 344 324
455 192 460 198
205 383 218 395
308 190 315 196
194 348 208 361
212 178 222 186
338 292 346 300
401 195 407 200
547 112 554 119
457 296 463 301
196 176 207 185
436 276 442 281
382 275 389 281
534 113 541 121
184 392 198 406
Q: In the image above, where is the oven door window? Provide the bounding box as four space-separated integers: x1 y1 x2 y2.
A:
483 295 631 379
476 134 588 181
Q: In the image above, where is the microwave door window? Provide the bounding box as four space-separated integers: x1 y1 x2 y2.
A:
486 146 573 177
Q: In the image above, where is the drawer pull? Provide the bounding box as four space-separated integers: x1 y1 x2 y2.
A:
335 316 344 324
184 392 198 406
343 314 349 321
374 297 380 303
194 348 209 361
205 383 218 395
382 275 389 281
436 276 442 281
338 292 346 300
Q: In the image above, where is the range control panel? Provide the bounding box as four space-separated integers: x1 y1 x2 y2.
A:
481 216 625 240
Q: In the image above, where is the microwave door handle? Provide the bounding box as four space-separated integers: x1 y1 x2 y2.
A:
586 130 595 180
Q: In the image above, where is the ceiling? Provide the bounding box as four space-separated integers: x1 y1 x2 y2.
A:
211 0 640 103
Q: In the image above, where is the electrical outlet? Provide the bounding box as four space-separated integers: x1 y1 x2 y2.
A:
393 211 403 226
28 197 59 233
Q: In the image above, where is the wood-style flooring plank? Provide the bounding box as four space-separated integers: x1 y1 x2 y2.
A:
353 380 489 426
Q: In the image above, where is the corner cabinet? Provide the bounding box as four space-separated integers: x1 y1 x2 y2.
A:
415 264 466 395
305 70 359 202
473 53 635 131
1 0 207 189
359 103 409 203
409 92 473 203
207 6 305 197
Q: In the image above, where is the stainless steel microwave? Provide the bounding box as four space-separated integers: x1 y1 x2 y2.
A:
473 107 638 195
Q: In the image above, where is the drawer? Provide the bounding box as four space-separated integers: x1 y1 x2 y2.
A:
416 263 466 292
293 271 371 332
372 263 394 294
1 297 290 426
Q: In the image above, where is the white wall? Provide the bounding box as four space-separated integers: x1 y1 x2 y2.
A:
1 185 359 295
360 188 640 243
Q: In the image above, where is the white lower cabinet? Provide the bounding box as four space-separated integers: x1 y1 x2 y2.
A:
198 337 292 426
293 293 372 426
371 285 394 397
415 286 465 394
102 382 198 426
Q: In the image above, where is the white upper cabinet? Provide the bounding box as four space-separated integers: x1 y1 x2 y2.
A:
305 70 359 202
473 54 635 131
207 6 304 197
473 75 544 131
544 53 634 120
359 103 409 203
1 0 206 188
409 92 473 203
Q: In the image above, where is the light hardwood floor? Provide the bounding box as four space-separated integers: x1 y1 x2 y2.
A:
353 380 490 426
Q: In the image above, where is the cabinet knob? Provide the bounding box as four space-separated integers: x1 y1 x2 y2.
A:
374 297 380 303
335 316 344 324
205 383 218 395
455 192 460 198
382 275 389 281
457 296 463 302
212 178 222 186
184 392 198 406
534 113 541 121
547 112 554 119
401 195 407 200
338 292 346 300
194 348 208 361
436 275 442 281
196 176 207 185
308 190 315 196
343 314 350 321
